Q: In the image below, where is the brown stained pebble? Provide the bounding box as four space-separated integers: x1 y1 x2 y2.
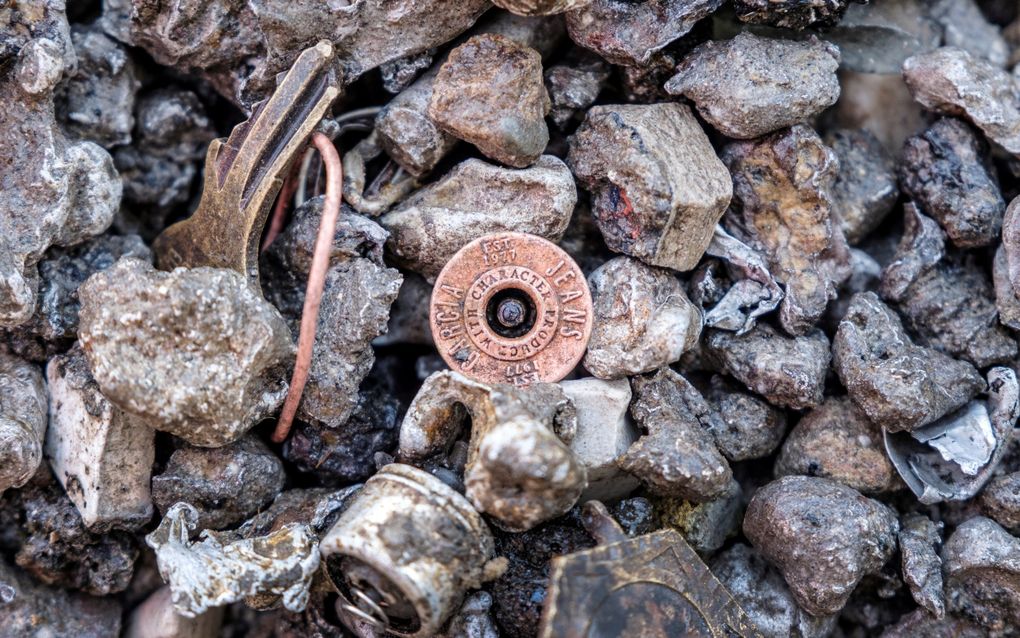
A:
775 397 898 494
903 47 1020 157
583 257 701 380
619 368 732 502
429 233 592 387
564 0 724 67
374 13 565 178
381 156 576 282
704 324 830 411
980 473 1020 534
0 353 47 494
704 375 787 462
77 258 293 447
943 516 1020 632
55 24 139 148
710 543 838 638
0 558 122 638
898 512 945 618
666 33 840 139
743 476 899 617
5 469 139 596
880 206 1016 368
732 0 852 30
429 34 550 168
899 118 1005 248
833 292 985 433
723 125 851 335
262 195 401 432
152 436 285 532
824 129 899 245
46 346 155 531
655 479 742 554
568 103 733 272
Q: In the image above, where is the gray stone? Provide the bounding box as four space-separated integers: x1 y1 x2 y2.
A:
666 33 840 139
583 257 702 379
824 129 898 245
943 516 1020 632
0 353 47 494
899 513 945 618
77 258 293 447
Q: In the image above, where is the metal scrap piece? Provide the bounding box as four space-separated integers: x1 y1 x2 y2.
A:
885 367 1019 504
701 225 783 334
539 501 763 637
145 502 320 618
153 42 340 287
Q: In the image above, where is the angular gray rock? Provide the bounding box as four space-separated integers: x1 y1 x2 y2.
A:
704 375 787 462
77 258 293 447
381 156 575 282
567 103 732 272
583 257 702 379
824 129 898 245
704 324 830 410
899 513 945 618
833 292 985 433
666 33 841 139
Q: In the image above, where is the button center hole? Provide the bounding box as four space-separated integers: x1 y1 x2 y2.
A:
486 288 537 338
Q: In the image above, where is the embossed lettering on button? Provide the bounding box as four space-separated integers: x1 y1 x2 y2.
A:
430 232 593 386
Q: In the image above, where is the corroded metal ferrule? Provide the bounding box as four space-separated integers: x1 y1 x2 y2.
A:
319 463 495 637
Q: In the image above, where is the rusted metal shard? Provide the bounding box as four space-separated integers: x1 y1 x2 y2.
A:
539 501 764 638
430 232 593 386
153 41 341 286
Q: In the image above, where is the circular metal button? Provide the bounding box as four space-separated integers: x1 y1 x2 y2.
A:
430 232 593 386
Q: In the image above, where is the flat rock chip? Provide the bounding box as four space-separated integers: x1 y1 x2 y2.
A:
152 436 285 531
428 34 550 168
704 324 830 411
703 375 787 461
46 346 154 531
732 0 853 30
880 207 1016 368
723 125 851 335
0 559 122 638
899 118 1005 248
743 475 899 617
775 396 898 494
262 200 401 429
619 368 732 502
381 156 575 282
711 543 837 638
903 47 1020 157
77 258 293 447
943 516 1020 632
0 353 47 494
666 33 840 139
568 103 732 272
583 257 702 379
980 473 1020 534
564 0 725 67
899 513 945 618
833 292 985 433
824 129 898 245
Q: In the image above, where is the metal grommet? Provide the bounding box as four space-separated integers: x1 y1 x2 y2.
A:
430 232 593 386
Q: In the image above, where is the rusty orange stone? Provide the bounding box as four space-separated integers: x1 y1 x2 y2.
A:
430 232 593 386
